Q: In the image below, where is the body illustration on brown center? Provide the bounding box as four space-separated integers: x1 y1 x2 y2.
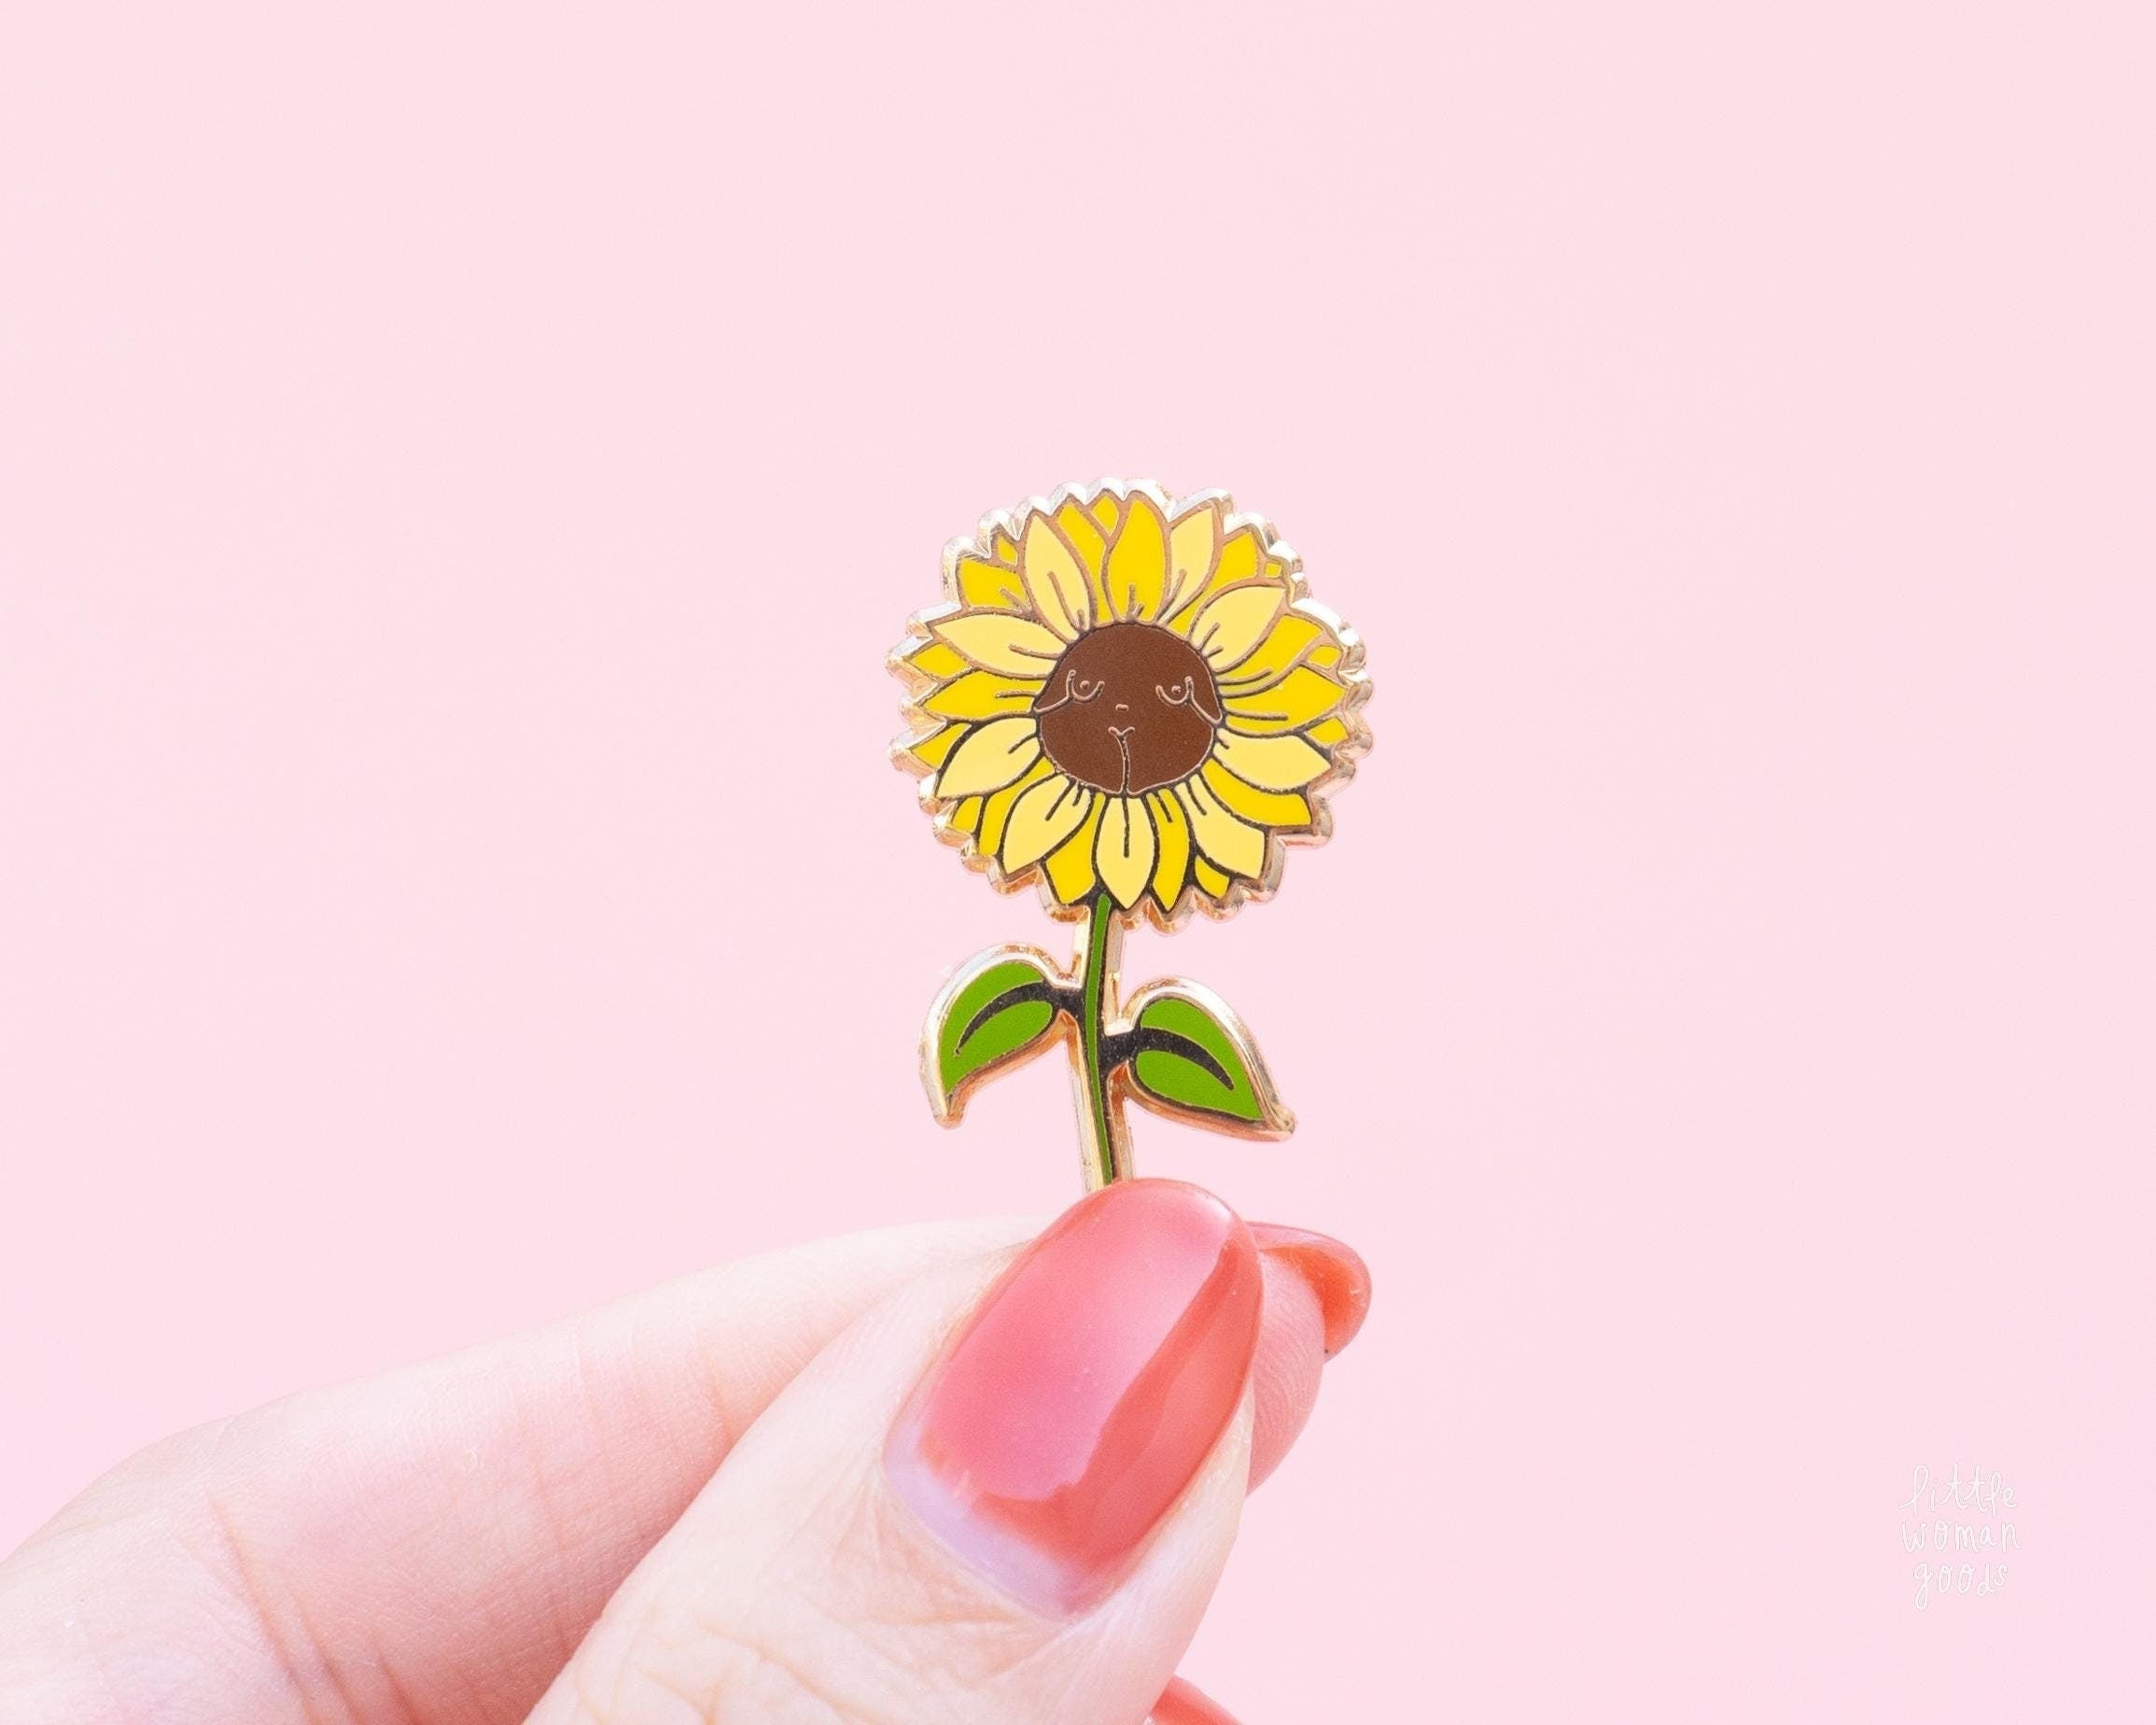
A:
1031 621 1225 795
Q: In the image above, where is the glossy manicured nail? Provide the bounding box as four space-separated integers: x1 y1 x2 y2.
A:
885 1178 1263 1615
1249 1223 1371 1356
1150 1676 1240 1724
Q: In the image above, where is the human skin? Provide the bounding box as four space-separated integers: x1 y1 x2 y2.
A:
0 1180 1367 1723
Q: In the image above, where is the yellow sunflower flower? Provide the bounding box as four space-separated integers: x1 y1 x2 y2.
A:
892 481 1370 924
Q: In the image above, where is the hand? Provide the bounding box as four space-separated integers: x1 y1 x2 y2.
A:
0 1178 1367 1723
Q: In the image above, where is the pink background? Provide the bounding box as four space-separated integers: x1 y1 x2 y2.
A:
4 3 2153 1718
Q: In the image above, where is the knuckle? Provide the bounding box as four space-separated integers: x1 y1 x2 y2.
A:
563 1491 1054 1725
566 1616 867 1725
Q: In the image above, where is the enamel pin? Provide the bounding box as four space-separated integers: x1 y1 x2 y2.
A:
891 481 1372 1194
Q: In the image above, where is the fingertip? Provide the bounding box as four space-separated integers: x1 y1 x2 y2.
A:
1248 1251 1326 1489
1246 1223 1372 1488
1152 1675 1240 1724
1250 1222 1372 1356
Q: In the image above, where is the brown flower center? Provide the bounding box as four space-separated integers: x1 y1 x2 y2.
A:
1031 622 1222 795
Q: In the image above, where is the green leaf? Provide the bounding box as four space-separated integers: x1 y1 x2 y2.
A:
922 947 1067 1124
1119 981 1293 1137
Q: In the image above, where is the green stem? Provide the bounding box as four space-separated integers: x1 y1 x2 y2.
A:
1077 891 1118 1187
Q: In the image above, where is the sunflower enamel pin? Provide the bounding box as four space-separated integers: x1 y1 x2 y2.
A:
891 481 1371 1194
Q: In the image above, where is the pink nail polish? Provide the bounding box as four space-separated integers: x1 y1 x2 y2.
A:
885 1178 1263 1615
1249 1223 1372 1356
1151 1676 1241 1724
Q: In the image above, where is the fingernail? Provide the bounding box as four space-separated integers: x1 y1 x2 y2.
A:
1249 1224 1371 1356
885 1177 1263 1615
1150 1676 1241 1724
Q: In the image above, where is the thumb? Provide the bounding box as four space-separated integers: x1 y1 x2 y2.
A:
525 1179 1334 1725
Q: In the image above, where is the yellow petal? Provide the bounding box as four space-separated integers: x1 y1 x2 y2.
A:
904 723 962 773
1102 493 1169 621
1054 500 1111 620
935 716 1042 797
1203 757 1313 829
1001 773 1094 870
1095 795 1157 909
1163 500 1221 620
955 554 1028 612
1020 512 1093 640
931 611 1069 677
1193 855 1232 899
979 757 1053 855
1306 715 1353 748
1089 494 1121 534
948 794 982 834
1147 788 1193 909
1216 613 1325 692
1190 584 1289 672
1044 798 1106 904
1307 643 1343 672
1165 525 1261 628
901 638 971 681
1181 776 1267 878
1223 665 1344 734
1055 499 1108 567
1212 728 1332 791
923 668 1045 722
